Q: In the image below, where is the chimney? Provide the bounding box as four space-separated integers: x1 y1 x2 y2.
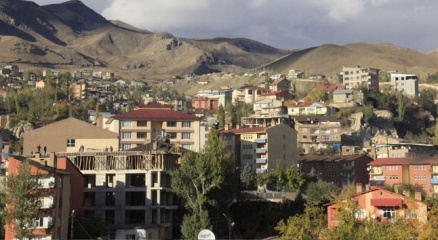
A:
414 191 422 201
356 183 363 193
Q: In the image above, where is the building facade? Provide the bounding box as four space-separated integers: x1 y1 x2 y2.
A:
218 123 298 173
111 102 202 152
390 73 419 98
341 65 379 91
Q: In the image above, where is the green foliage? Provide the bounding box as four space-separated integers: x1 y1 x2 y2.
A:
240 163 256 189
275 204 326 240
0 159 43 239
217 104 225 129
426 72 438 84
255 163 304 191
418 88 438 116
304 180 340 205
181 211 212 240
304 88 327 102
397 92 408 121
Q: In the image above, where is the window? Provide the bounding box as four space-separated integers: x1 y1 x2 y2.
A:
67 139 75 147
122 121 131 127
182 121 191 127
382 208 396 219
137 121 147 127
181 144 191 150
137 132 147 139
167 132 177 139
182 133 191 139
243 154 252 160
122 132 131 139
121 144 131 150
34 217 44 227
167 121 177 127
243 144 253 150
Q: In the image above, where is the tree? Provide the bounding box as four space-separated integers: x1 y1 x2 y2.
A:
217 104 225 129
240 163 256 189
397 92 408 121
0 159 43 239
285 166 304 190
180 210 211 240
171 128 233 238
305 180 339 205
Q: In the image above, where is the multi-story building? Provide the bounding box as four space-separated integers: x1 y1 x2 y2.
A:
22 117 119 155
55 141 182 240
341 65 379 91
191 96 219 111
298 154 373 187
110 102 202 152
373 142 438 159
286 102 337 116
368 156 438 196
326 188 427 230
390 73 419 98
73 81 88 100
258 90 294 101
253 98 284 116
4 154 84 240
269 78 291 92
232 85 269 104
196 88 232 108
294 116 341 154
218 123 298 173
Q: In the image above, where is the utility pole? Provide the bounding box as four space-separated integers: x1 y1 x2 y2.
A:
70 210 75 240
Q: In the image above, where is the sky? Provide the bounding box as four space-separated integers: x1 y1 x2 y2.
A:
32 0 438 53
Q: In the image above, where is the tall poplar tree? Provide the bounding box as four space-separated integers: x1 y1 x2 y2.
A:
217 104 225 129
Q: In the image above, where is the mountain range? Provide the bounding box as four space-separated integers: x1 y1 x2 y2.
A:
1 0 438 83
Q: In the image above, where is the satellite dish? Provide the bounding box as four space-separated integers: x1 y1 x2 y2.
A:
198 229 215 240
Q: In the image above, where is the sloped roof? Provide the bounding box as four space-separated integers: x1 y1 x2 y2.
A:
217 126 267 134
298 154 372 162
114 109 201 121
23 117 118 139
368 156 438 166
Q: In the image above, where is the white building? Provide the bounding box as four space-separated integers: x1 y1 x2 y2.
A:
390 73 419 98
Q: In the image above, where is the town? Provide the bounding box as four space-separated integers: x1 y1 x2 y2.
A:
1 63 438 240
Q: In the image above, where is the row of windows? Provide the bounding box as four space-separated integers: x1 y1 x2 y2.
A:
121 132 191 139
243 135 253 140
386 166 398 171
413 165 427 170
413 175 427 180
243 144 253 150
385 175 399 180
122 121 192 128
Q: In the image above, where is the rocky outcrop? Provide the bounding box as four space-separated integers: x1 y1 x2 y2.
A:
342 110 398 143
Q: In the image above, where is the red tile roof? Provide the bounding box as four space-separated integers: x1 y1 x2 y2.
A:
371 198 402 207
114 109 201 121
368 156 438 166
315 84 346 92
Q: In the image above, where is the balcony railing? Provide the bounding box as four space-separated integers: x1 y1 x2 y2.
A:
256 158 267 164
256 168 268 173
430 179 438 184
256 148 267 153
254 138 267 143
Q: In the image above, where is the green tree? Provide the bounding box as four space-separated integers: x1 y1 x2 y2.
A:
230 104 238 128
397 92 408 121
275 204 326 240
171 128 233 238
0 159 43 239
217 104 225 129
180 210 211 240
285 165 304 190
305 180 339 205
240 163 256 189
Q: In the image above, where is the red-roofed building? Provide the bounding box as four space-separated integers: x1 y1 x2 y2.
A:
112 102 202 152
217 123 297 173
326 188 427 230
368 156 438 195
191 96 219 111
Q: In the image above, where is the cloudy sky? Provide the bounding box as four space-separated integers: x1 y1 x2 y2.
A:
33 0 437 52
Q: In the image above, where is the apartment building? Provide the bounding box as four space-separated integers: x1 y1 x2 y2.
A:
196 88 233 108
111 102 202 152
73 81 88 100
269 78 291 92
217 123 298 173
298 154 373 187
368 156 438 196
232 85 269 104
4 155 84 240
341 65 379 91
191 96 219 111
294 116 341 154
54 141 182 240
390 73 419 98
326 188 427 230
258 90 294 101
286 102 337 116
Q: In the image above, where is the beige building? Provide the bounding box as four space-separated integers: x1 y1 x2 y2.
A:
341 65 379 91
232 85 269 104
390 73 418 98
286 102 337 116
218 123 298 173
110 102 202 152
22 117 119 154
73 81 88 100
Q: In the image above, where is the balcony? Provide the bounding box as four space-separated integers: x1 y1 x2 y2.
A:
430 179 438 184
254 138 267 143
256 148 267 154
256 168 268 173
256 158 267 164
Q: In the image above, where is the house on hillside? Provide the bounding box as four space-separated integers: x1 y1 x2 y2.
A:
326 188 427 230
286 102 337 116
341 65 379 91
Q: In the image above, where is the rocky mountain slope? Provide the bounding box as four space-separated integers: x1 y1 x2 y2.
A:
0 0 287 81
